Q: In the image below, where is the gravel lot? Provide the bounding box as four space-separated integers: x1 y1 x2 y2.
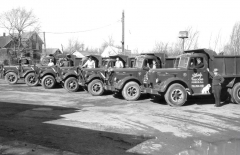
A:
0 79 240 155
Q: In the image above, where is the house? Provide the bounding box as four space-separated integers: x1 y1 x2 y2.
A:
101 45 131 57
72 50 85 58
0 32 43 60
42 48 62 57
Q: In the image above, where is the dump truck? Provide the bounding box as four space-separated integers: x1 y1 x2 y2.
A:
103 53 176 100
62 54 134 93
0 57 39 86
143 48 240 106
32 54 81 89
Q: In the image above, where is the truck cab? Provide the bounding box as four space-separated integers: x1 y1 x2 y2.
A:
74 54 133 95
104 53 175 101
34 54 80 89
144 49 221 106
1 57 39 86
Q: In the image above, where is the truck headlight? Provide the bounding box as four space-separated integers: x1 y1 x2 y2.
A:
114 77 118 82
156 78 161 83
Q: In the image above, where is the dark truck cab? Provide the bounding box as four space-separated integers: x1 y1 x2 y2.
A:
0 57 39 86
33 54 81 89
104 53 176 101
144 48 240 106
74 54 134 95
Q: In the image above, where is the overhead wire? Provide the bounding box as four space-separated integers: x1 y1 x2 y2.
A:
41 19 121 34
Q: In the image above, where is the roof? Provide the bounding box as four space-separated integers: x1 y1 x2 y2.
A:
43 48 62 56
72 51 85 58
0 36 12 48
0 32 43 48
101 46 131 57
184 48 217 60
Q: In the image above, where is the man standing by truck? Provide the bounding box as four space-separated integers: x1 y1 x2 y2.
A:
207 68 224 107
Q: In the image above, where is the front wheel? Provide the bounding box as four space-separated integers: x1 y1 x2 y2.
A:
88 79 104 96
64 77 79 92
41 75 56 89
25 73 39 86
231 83 240 104
164 84 187 107
122 81 141 101
5 72 18 84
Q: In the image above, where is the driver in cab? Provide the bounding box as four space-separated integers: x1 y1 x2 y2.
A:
82 57 95 68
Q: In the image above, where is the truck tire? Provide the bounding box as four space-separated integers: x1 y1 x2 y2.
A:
122 81 141 101
41 75 56 89
25 73 39 87
164 84 187 107
64 77 79 92
5 72 18 84
231 83 240 104
88 79 104 96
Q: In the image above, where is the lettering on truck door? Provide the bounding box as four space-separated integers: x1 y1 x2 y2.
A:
188 57 209 95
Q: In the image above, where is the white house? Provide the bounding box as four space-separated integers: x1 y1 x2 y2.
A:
72 50 85 58
101 46 122 57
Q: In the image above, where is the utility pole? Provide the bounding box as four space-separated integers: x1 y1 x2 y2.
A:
43 32 46 53
122 10 125 55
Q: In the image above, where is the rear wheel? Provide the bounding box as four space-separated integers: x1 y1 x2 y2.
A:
231 83 240 104
122 81 141 101
41 75 56 89
88 79 104 96
5 72 18 84
25 73 39 86
164 84 187 107
64 77 79 92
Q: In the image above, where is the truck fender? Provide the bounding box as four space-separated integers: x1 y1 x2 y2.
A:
4 70 18 76
40 70 56 78
116 76 141 90
23 70 35 78
158 77 190 93
62 72 78 81
86 74 103 83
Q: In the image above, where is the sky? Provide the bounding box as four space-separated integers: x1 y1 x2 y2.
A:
0 0 240 53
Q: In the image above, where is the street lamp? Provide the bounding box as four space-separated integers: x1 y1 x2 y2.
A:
179 31 188 53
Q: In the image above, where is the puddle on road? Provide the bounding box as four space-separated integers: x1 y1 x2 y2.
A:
32 108 53 111
177 139 240 155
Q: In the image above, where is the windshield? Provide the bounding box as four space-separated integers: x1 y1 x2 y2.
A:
102 60 109 67
134 57 144 68
177 56 189 68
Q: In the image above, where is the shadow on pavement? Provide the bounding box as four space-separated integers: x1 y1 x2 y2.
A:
0 101 150 155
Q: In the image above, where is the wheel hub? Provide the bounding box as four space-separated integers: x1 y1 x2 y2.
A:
127 86 137 96
93 84 100 92
69 81 76 89
171 89 183 102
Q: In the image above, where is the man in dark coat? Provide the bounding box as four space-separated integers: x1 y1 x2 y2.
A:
207 68 224 107
195 58 204 68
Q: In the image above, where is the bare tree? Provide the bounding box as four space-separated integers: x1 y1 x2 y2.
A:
230 22 240 55
222 21 240 55
0 7 40 54
65 38 85 54
183 27 199 50
100 35 115 53
152 41 169 53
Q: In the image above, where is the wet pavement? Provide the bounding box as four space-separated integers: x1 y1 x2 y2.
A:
0 79 240 155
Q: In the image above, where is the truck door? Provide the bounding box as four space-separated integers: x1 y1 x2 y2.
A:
188 57 209 95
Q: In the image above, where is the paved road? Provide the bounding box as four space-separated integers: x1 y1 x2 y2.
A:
0 79 240 155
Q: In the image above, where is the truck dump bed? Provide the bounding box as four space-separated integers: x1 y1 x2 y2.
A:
213 56 240 77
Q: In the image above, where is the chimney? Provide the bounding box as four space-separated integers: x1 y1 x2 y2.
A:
3 33 5 37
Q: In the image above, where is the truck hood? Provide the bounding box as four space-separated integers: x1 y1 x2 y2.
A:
112 68 140 72
149 68 187 74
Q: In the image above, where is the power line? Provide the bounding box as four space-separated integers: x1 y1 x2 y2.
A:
41 20 121 34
